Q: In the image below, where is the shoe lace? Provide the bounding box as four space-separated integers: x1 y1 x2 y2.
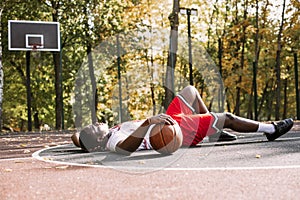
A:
277 119 292 132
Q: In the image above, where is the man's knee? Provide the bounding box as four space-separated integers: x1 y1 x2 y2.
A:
224 112 237 128
178 86 197 103
180 85 197 96
187 85 197 93
225 112 236 120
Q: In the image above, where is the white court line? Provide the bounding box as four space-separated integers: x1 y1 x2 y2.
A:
0 157 33 162
30 144 300 172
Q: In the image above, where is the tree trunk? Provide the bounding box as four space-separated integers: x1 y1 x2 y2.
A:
258 81 269 115
252 0 260 121
283 65 289 119
0 2 5 132
235 0 248 116
0 48 3 132
87 45 97 124
275 0 286 120
51 1 62 130
84 1 97 124
218 0 230 113
294 52 300 119
53 52 62 130
74 77 83 128
163 0 179 110
33 108 40 130
218 38 224 112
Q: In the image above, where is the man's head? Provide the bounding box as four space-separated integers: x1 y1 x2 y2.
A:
79 123 109 152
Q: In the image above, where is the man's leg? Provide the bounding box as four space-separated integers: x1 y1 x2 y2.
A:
222 113 259 132
178 85 208 114
220 112 294 141
178 85 237 142
177 86 293 141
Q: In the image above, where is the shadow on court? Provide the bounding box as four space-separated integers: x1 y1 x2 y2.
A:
32 130 300 172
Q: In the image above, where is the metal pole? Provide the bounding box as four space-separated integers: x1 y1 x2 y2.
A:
180 8 197 86
117 35 123 123
26 51 32 131
187 9 193 86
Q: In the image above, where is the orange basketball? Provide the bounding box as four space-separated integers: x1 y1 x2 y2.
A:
149 123 183 154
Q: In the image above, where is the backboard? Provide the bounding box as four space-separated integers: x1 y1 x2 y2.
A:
8 20 60 51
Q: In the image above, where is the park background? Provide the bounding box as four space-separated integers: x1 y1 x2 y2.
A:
0 0 299 132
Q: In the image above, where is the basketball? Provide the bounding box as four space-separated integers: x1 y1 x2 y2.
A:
149 123 183 154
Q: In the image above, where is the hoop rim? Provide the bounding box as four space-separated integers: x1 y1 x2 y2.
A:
27 43 44 51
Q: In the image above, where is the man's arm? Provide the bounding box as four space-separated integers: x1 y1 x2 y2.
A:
115 114 175 155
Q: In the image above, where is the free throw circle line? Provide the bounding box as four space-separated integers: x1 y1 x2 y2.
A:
32 144 300 171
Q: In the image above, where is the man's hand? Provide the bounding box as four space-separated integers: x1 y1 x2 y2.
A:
147 114 176 125
116 114 177 155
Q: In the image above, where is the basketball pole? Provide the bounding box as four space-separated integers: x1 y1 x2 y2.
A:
26 50 32 131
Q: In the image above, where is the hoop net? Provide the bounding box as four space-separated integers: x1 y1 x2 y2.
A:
28 43 44 51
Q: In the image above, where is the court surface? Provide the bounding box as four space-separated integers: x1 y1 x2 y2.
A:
1 124 300 199
33 131 300 172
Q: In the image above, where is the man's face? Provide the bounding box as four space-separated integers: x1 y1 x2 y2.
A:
95 123 109 142
79 122 110 152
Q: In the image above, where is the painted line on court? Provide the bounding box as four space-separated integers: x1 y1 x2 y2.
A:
31 143 300 172
0 157 33 162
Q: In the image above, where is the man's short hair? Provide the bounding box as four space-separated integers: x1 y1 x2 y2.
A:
79 126 101 152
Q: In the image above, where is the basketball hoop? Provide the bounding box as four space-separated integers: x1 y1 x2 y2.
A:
25 34 44 50
8 20 61 131
29 43 44 51
8 20 60 52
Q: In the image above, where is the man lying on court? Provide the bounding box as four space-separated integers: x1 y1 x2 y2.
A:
71 85 294 155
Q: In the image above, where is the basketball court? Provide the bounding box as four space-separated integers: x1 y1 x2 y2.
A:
1 125 300 199
3 20 300 199
32 130 300 172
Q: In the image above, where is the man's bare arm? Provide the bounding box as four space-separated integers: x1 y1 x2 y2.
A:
115 114 175 155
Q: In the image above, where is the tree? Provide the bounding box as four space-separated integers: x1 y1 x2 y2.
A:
164 0 180 110
49 0 63 130
275 0 287 120
2 0 299 131
252 0 260 121
0 1 7 131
